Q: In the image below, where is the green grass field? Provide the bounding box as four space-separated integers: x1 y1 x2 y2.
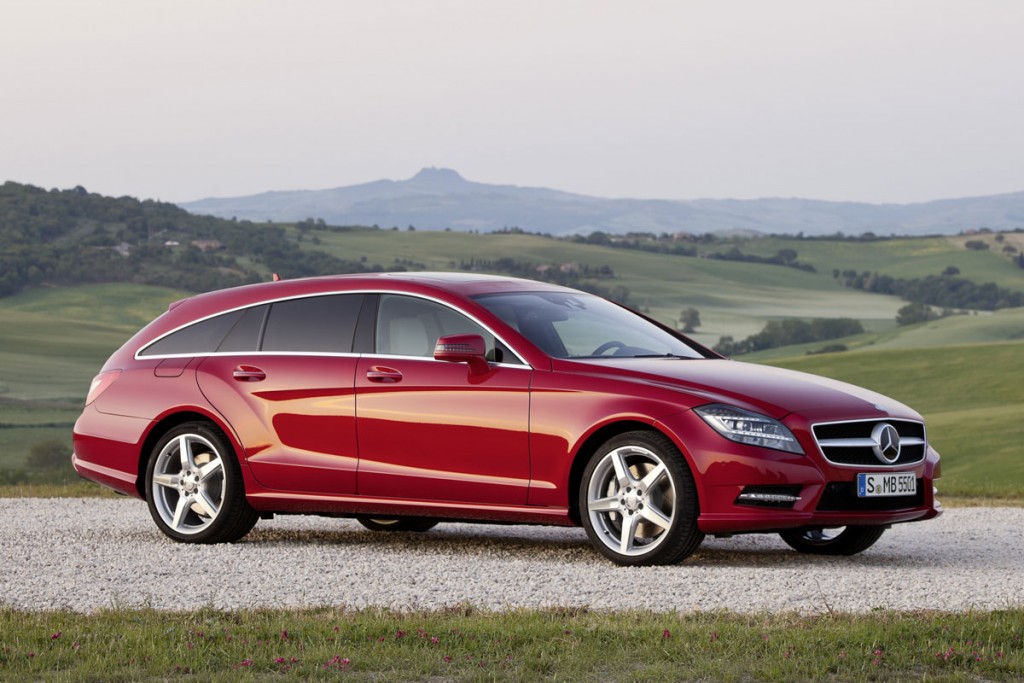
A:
0 285 187 471
299 229 916 342
1 606 1021 682
768 341 1024 498
294 229 1024 345
0 234 1021 499
713 233 1024 291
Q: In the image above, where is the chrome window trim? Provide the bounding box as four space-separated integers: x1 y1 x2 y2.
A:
810 417 928 469
134 289 532 368
358 352 531 370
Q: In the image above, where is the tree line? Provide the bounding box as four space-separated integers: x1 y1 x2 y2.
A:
713 318 864 356
834 269 1024 311
457 257 630 304
0 182 382 297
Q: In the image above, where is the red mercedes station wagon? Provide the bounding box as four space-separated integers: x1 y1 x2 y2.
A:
73 272 941 565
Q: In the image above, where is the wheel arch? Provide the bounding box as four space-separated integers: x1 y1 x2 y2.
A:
135 409 244 498
567 419 687 525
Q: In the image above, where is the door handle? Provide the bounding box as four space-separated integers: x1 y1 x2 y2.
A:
366 366 403 383
232 365 266 382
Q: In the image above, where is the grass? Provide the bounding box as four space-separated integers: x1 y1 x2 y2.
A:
714 234 1024 291
297 229 1024 343
297 228 912 343
0 284 183 470
0 240 1021 497
0 606 1021 682
0 481 119 498
768 340 1024 499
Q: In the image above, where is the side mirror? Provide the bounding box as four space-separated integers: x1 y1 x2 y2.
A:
434 334 489 374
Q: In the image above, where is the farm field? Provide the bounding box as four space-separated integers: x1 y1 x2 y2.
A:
712 233 1024 289
294 229 907 343
0 231 1021 498
768 340 1024 499
290 228 1024 344
1 291 1021 499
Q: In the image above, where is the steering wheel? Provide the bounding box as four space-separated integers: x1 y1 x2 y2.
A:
591 340 627 356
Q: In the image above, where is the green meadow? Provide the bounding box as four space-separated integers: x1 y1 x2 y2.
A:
0 232 1021 500
768 341 1024 499
292 228 1024 344
1 606 1022 682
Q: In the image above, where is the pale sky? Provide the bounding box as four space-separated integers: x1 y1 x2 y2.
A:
2 1 1022 204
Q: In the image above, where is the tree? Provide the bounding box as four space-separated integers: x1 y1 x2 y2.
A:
678 307 701 333
775 248 798 264
896 302 940 326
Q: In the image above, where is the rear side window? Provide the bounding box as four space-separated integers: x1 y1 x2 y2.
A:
262 294 363 353
139 310 243 357
217 305 268 353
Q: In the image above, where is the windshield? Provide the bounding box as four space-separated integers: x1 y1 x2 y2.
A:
473 291 707 360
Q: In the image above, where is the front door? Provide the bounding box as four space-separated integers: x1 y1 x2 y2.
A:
355 294 531 505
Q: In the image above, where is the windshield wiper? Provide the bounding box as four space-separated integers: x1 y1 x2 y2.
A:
630 353 694 360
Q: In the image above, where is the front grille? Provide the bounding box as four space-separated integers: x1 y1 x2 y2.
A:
816 481 924 511
812 419 926 467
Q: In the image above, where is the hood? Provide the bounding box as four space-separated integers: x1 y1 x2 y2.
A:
563 358 918 420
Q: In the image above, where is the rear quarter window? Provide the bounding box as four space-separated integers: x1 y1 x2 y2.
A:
139 310 243 357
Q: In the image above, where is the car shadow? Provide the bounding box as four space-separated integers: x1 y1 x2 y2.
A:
235 521 937 568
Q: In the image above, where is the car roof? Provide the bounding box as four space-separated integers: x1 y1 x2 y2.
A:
156 272 574 330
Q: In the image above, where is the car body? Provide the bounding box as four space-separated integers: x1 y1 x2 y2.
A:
73 272 941 565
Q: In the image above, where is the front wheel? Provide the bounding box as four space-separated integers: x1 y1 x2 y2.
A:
145 422 259 543
779 526 886 556
579 431 704 566
356 517 439 532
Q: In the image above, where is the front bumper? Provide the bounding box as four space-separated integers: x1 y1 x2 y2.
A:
655 411 943 535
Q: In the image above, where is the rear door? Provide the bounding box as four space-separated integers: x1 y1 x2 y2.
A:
196 294 365 494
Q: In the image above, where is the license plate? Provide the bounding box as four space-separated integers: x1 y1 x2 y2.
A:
857 472 917 498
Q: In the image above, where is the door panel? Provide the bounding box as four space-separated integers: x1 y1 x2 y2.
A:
355 357 531 505
197 355 359 494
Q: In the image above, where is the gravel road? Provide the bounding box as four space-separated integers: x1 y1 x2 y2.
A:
1 498 1020 614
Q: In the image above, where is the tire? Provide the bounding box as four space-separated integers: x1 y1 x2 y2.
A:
579 430 704 566
356 517 439 532
145 421 259 543
779 526 886 556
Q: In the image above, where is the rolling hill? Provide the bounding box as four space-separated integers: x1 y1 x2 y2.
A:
2 180 1023 496
180 167 1024 236
1 284 1020 499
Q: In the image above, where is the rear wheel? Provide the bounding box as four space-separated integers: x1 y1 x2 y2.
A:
779 526 886 556
356 517 439 532
145 421 258 543
579 431 703 566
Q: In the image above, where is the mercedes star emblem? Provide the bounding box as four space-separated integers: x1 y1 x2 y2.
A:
871 423 902 464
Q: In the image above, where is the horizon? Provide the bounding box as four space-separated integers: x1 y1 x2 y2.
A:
179 165 1024 208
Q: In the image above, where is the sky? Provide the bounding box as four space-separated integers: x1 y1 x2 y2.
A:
2 1 1023 205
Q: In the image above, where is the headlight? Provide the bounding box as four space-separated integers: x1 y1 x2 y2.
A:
695 404 804 454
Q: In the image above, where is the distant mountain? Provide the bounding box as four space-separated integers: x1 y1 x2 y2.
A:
180 168 1024 236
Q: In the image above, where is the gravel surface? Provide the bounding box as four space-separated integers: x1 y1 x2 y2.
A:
1 498 1020 614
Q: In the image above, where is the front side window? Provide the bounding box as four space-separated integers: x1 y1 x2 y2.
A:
473 291 707 360
375 295 518 363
